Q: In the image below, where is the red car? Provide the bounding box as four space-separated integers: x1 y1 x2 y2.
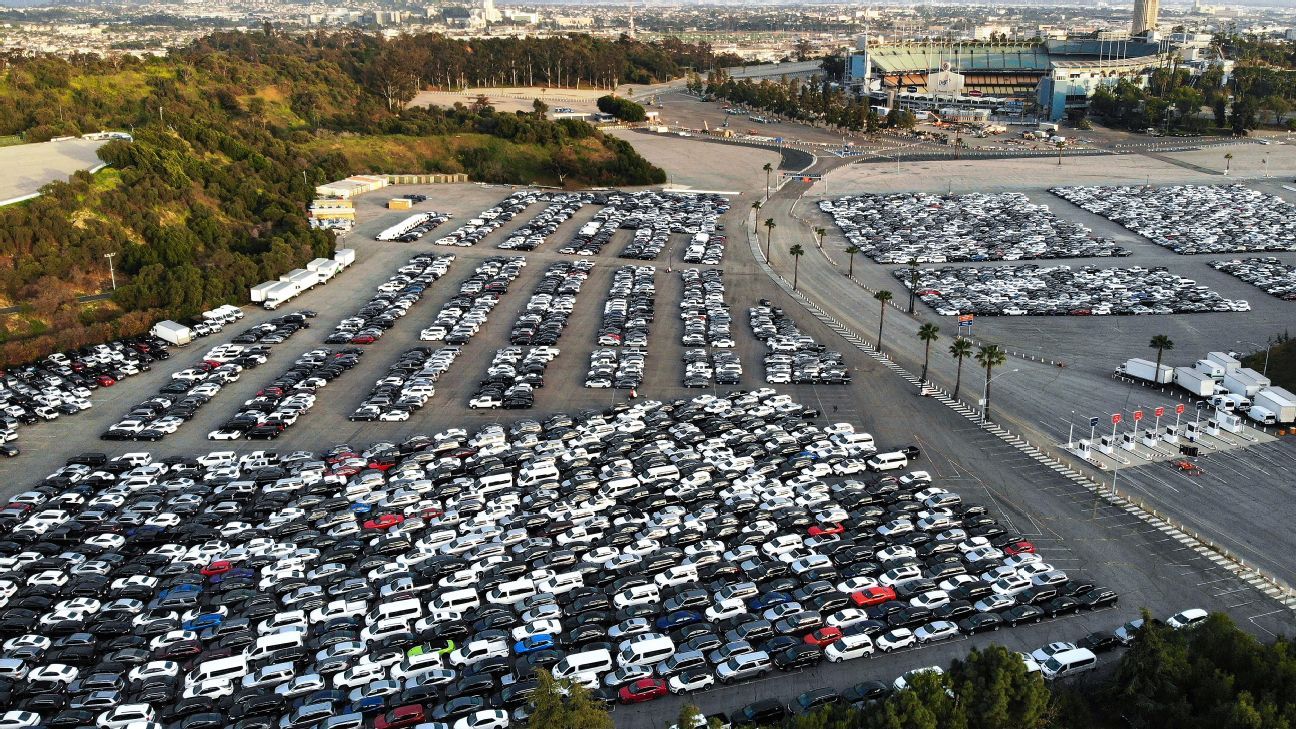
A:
374 704 425 729
1004 540 1036 556
350 335 377 344
96 375 116 387
808 522 844 537
850 586 897 608
363 514 404 531
200 560 233 577
804 626 843 647
618 678 668 704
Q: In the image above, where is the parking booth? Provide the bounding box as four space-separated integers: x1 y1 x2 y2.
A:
1139 429 1161 448
1205 418 1222 436
1217 412 1244 434
1161 425 1180 445
1183 421 1200 442
1074 439 1093 458
1120 432 1139 452
1097 434 1116 455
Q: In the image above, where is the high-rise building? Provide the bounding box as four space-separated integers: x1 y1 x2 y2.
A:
1131 0 1159 37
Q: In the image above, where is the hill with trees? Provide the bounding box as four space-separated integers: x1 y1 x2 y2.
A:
0 30 680 364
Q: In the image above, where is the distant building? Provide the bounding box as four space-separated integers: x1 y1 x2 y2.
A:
974 25 1013 41
1131 0 1160 37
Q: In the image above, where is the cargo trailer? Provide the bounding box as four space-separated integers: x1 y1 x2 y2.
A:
1206 351 1241 373
1117 358 1173 384
250 281 279 303
150 320 193 347
1251 387 1296 424
1174 367 1219 397
334 248 356 268
1223 368 1270 398
1193 359 1225 381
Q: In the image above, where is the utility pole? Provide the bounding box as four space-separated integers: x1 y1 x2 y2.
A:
104 253 117 291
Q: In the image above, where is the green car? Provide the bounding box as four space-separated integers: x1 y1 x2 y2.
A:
408 639 455 658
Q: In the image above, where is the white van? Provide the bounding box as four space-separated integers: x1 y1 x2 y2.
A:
642 464 680 482
243 632 303 664
1041 648 1097 680
537 571 584 596
430 587 480 613
600 477 640 497
186 655 247 688
476 472 513 495
487 578 537 606
518 463 560 487
867 451 909 472
617 635 675 667
371 597 422 625
825 633 874 662
553 649 613 681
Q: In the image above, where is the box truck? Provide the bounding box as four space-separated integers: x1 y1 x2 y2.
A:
1117 358 1173 384
288 269 321 291
313 260 341 282
1251 387 1296 424
1193 359 1226 381
262 281 299 310
250 281 279 304
1223 368 1270 398
1206 351 1241 373
334 249 356 268
280 268 310 283
1246 405 1277 426
150 320 193 347
1174 367 1220 397
306 258 333 272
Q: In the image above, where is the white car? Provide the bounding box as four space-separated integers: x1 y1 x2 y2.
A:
207 429 243 440
1030 642 1077 663
1167 608 1209 630
914 620 960 644
875 628 915 652
378 410 410 422
454 710 510 729
668 670 715 694
97 704 156 729
468 396 500 410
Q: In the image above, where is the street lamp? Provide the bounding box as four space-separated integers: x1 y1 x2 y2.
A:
1237 339 1273 377
979 368 1020 425
104 253 117 291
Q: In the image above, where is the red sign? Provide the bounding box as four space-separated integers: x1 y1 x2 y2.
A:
1175 404 1185 414
958 314 974 323
1154 406 1165 417
1111 413 1122 425
1133 410 1144 421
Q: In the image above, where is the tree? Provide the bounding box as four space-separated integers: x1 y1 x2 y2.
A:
814 226 826 249
950 645 1050 729
906 258 920 314
677 704 704 729
918 322 939 386
1055 140 1065 166
873 289 893 353
528 670 567 728
789 244 805 290
845 244 860 278
532 98 550 117
949 336 973 398
762 161 773 200
597 95 646 122
366 46 420 111
763 218 776 262
1149 334 1175 379
975 344 1008 422
1224 152 1233 175
565 681 614 729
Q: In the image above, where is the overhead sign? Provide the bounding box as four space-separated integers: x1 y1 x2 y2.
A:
1133 410 1144 422
957 314 974 323
927 69 966 95
1112 413 1123 425
1154 406 1165 417
1176 404 1186 414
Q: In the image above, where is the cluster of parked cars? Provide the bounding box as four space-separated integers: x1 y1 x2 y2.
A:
682 349 741 388
434 193 537 248
584 349 646 390
900 264 1246 317
206 348 364 440
1209 257 1296 300
597 267 655 349
348 347 460 423
0 390 1120 729
682 232 726 266
325 256 455 346
821 192 1126 264
680 269 736 350
508 262 591 348
497 195 589 251
557 191 727 259
418 257 525 346
750 304 850 385
468 348 558 410
1051 184 1296 254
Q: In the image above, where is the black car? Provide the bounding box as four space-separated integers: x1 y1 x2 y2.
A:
735 698 788 726
1004 604 1045 626
957 612 1003 634
1077 587 1118 610
842 680 891 706
1079 631 1122 653
772 643 823 671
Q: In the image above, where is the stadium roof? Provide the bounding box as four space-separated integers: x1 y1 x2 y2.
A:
869 44 1051 74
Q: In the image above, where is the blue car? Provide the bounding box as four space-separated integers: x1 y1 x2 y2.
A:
183 613 224 631
656 610 704 631
747 591 793 612
209 568 255 584
515 634 555 654
158 583 202 599
347 696 387 714
349 502 372 514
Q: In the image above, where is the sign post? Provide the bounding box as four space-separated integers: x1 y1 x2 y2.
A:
1173 403 1184 431
1089 416 1099 444
1195 399 1205 426
1132 409 1144 440
957 314 974 336
1153 406 1165 434
1111 412 1122 442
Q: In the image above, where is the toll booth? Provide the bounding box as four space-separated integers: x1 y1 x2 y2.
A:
1097 434 1116 455
1074 439 1093 458
1139 428 1160 448
1218 412 1243 433
1183 421 1200 442
1205 418 1221 436
1120 432 1138 452
1161 425 1180 445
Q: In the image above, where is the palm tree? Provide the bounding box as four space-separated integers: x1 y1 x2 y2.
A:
789 244 805 290
873 290 893 352
845 245 861 278
1224 152 1233 175
1056 140 1065 166
814 227 826 249
918 323 940 385
763 218 776 262
1149 334 1175 381
949 336 974 398
762 162 773 199
975 344 1008 422
906 258 920 314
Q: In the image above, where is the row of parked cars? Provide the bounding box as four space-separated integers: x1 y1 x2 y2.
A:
900 264 1247 317
0 390 1115 729
325 256 455 346
433 193 537 248
418 257 526 346
497 195 589 252
348 347 461 423
1209 257 1296 300
750 304 850 385
597 267 655 349
682 350 741 388
1051 184 1296 254
680 269 736 350
508 262 591 348
102 315 313 443
557 191 727 259
467 348 558 410
821 192 1126 264
206 347 365 440
584 349 646 391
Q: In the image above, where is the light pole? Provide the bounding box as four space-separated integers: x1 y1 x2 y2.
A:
104 253 117 291
979 368 1019 425
1237 339 1272 377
